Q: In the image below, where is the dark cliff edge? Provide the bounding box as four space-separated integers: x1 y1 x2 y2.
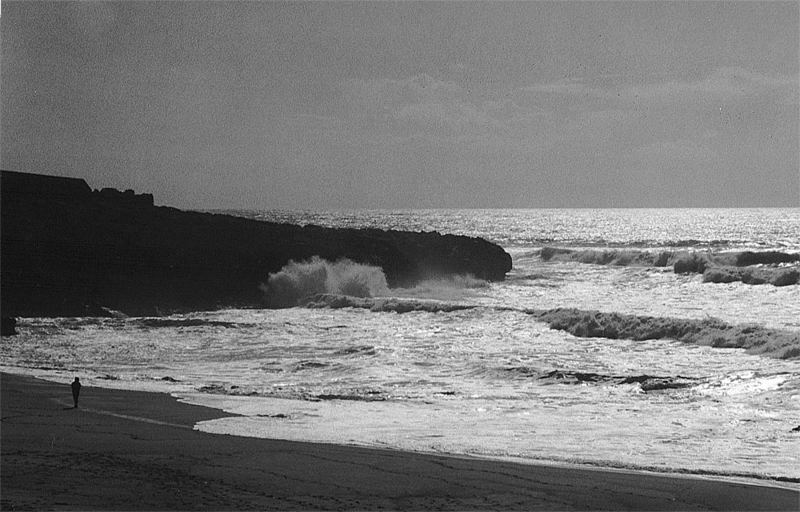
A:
1 170 512 317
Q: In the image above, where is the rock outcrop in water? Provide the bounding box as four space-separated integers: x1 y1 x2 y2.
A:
1 170 512 316
536 370 699 392
0 317 17 336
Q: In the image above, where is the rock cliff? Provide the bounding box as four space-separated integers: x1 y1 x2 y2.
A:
1 170 512 316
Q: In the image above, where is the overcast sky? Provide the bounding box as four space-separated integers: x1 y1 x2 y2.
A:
2 1 798 208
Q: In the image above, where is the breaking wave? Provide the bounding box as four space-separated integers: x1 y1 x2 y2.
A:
261 257 390 308
262 256 489 307
539 247 674 267
405 274 488 290
539 247 800 286
533 308 800 359
393 274 489 301
671 251 800 273
541 247 800 268
702 266 799 286
295 296 800 359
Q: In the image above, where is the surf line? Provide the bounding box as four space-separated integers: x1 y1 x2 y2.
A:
52 398 192 429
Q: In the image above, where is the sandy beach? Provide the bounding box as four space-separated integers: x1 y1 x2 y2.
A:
1 372 797 511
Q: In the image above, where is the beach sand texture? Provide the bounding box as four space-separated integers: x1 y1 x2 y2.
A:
2 372 798 511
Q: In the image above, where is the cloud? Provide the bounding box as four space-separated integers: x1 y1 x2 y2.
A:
522 67 798 108
613 67 796 105
337 74 507 136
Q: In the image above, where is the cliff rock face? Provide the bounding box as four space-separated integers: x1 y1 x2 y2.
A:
1 171 512 316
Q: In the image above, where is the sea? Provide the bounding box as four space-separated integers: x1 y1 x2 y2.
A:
2 208 799 483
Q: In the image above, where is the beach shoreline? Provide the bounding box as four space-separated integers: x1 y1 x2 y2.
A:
2 371 798 511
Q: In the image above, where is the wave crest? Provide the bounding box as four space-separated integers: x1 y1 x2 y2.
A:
261 257 389 308
534 308 800 359
539 247 674 267
539 247 800 286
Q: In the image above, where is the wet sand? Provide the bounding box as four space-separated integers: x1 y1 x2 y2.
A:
2 372 797 510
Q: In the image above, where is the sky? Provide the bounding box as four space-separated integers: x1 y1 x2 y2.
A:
2 1 798 209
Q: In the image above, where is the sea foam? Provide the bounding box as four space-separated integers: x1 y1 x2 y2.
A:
539 247 800 286
301 293 475 313
263 257 490 307
532 308 800 359
702 266 799 286
295 294 800 359
261 257 389 307
539 247 674 267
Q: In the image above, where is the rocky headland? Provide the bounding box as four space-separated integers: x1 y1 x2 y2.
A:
1 170 511 317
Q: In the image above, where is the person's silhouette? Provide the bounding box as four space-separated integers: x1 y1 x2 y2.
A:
71 377 81 408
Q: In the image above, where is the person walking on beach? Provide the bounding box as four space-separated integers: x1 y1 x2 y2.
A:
71 377 81 408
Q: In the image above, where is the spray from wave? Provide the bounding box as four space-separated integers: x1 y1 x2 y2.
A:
261 257 389 308
393 274 489 301
262 257 490 307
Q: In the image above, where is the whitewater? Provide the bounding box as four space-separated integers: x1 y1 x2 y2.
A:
2 208 799 482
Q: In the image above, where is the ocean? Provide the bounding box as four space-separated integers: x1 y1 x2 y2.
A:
2 208 799 482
